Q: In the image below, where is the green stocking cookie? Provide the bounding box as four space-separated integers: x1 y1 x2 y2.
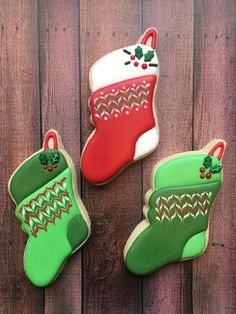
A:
8 130 91 286
124 140 226 275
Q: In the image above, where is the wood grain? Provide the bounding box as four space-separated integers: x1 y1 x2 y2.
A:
193 1 236 313
142 1 194 313
38 0 82 313
0 1 236 313
79 0 143 313
0 0 43 313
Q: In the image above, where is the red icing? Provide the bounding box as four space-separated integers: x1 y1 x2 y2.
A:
48 166 53 172
200 174 205 179
200 167 205 173
53 164 57 168
81 75 157 183
206 173 211 179
142 63 147 69
43 130 59 150
43 165 47 170
208 141 225 160
134 61 139 67
141 28 157 49
130 55 135 60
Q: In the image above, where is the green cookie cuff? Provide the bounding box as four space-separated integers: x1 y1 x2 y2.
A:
9 149 68 204
153 154 222 190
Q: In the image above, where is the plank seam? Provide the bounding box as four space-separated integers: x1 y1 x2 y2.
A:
36 0 45 312
77 0 84 313
141 0 144 312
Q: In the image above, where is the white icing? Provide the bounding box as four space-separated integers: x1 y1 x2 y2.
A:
133 127 159 160
90 44 159 91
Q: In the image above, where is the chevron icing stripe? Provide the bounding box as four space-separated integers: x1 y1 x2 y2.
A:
19 177 72 237
94 81 151 120
155 192 212 222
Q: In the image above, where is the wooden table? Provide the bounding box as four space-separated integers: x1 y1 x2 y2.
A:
0 1 235 313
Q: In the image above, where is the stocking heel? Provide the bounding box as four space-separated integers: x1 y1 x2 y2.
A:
67 214 89 252
134 127 159 160
181 230 207 260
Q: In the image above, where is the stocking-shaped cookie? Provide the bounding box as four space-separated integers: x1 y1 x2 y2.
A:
8 130 91 286
81 28 159 184
124 140 226 275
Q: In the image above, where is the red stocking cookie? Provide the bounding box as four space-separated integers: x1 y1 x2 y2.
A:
81 28 160 184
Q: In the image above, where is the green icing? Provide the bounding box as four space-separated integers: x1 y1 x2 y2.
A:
209 164 222 174
67 215 89 251
16 169 89 287
125 152 223 275
144 50 154 62
50 152 60 164
135 46 143 59
203 155 212 169
153 154 222 190
39 152 49 165
181 231 207 259
9 149 68 204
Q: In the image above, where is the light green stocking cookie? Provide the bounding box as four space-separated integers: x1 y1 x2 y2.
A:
8 130 91 286
124 139 226 275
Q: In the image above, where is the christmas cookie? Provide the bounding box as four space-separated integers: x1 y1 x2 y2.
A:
8 130 91 286
81 28 160 184
124 140 226 275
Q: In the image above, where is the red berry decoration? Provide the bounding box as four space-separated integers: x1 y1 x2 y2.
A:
130 55 135 60
200 174 205 179
142 63 147 69
200 167 205 173
206 173 211 179
43 165 47 170
134 61 139 67
53 164 57 168
48 166 53 172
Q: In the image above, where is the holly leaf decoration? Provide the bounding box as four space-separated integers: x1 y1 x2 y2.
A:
39 153 48 165
144 50 154 62
203 155 212 169
135 46 143 59
51 152 60 165
209 164 222 174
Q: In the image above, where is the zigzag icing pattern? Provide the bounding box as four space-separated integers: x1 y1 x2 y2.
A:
155 192 212 222
19 177 72 237
93 81 151 120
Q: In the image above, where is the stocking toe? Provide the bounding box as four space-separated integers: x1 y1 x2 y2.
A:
24 234 71 287
66 214 90 251
125 225 165 275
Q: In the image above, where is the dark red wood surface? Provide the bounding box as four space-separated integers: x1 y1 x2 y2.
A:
0 1 235 313
142 1 193 313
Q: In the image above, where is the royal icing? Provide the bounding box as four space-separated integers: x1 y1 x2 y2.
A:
124 140 226 275
90 44 159 91
81 28 160 184
8 130 91 287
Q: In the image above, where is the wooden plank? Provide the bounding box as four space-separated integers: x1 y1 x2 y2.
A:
80 1 143 313
142 1 194 313
38 1 82 312
193 1 236 313
0 0 43 313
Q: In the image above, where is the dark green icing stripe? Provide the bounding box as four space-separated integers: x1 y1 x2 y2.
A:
125 182 221 275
